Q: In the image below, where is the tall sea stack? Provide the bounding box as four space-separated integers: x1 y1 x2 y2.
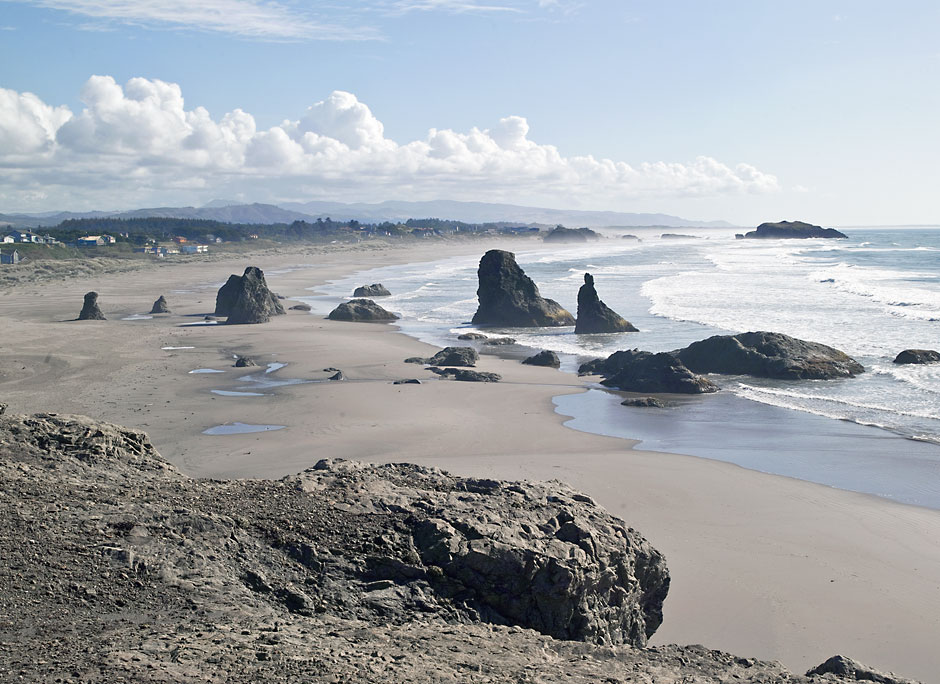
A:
471 250 575 327
575 273 638 334
216 267 285 325
77 291 105 320
150 295 170 314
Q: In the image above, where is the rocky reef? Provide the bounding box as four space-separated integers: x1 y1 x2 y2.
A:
0 412 920 683
574 273 638 334
581 349 719 394
328 298 399 322
471 250 575 327
743 221 848 239
149 295 170 314
354 283 391 297
214 267 286 324
893 349 940 365
77 291 105 320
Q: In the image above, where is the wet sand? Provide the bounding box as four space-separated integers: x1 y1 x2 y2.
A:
1 239 939 682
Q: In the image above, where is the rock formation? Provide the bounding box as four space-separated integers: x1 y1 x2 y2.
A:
427 347 478 367
543 226 600 243
149 295 170 314
522 350 560 368
743 221 848 239
457 332 488 340
622 397 668 408
393 379 421 385
213 267 285 324
328 299 399 322
574 273 638 334
77 291 105 320
289 303 312 311
328 371 345 381
471 250 575 327
0 411 922 684
430 367 502 382
593 350 719 394
893 349 940 365
214 274 242 317
353 283 391 297
234 356 257 367
481 337 516 345
675 332 864 380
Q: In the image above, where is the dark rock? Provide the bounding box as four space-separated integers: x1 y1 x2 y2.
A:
77 291 105 320
204 315 216 321
431 368 502 383
0 403 6 415
457 332 488 340
234 356 257 368
149 295 170 314
743 220 848 240
675 331 864 380
393 379 421 385
893 349 940 365
660 234 698 239
575 273 638 334
806 655 918 684
218 267 286 325
404 357 427 364
482 337 516 346
328 371 345 381
522 350 560 368
323 367 341 372
621 397 668 408
328 299 399 322
428 347 478 367
289 303 312 311
543 226 600 243
471 250 575 327
353 283 391 297
601 351 719 394
275 294 286 300
622 235 640 240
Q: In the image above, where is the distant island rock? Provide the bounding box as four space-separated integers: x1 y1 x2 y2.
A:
149 295 170 314
674 331 864 380
743 221 847 239
471 250 575 327
893 349 940 365
575 273 638 334
580 350 719 394
77 291 105 321
328 299 399 323
353 283 391 297
543 226 601 243
219 267 286 325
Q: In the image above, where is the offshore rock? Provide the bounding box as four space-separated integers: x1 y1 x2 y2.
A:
743 220 848 239
353 283 391 297
457 332 488 340
622 397 668 408
224 267 286 325
427 347 478 367
522 350 561 368
431 368 501 382
328 299 399 322
675 331 864 380
543 226 600 243
149 295 170 314
575 273 638 334
77 291 105 320
598 350 719 394
893 349 940 365
471 250 575 327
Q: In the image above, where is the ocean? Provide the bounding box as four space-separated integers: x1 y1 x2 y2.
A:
305 226 940 509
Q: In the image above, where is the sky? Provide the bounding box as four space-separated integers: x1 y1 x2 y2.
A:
1 0 938 225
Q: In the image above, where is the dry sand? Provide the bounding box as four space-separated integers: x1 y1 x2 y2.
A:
1 239 939 682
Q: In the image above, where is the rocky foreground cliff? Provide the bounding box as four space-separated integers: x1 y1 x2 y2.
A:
0 411 919 683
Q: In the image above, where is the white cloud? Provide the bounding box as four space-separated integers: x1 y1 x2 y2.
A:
0 76 780 211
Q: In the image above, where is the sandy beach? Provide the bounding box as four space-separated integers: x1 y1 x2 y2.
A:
1 240 939 682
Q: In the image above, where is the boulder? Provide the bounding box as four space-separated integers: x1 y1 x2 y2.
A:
217 267 286 325
543 226 600 243
393 379 421 385
621 397 668 408
289 303 312 311
482 337 516 346
522 350 561 368
743 221 847 239
806 655 918 684
575 273 638 334
471 250 575 327
893 349 940 365
598 350 719 394
353 283 391 297
77 291 105 320
328 299 399 322
404 357 427 364
428 347 478 367
328 371 345 381
457 332 488 340
675 331 864 380
431 368 502 383
149 295 170 314
234 356 257 368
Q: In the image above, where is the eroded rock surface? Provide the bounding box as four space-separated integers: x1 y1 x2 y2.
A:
328 299 399 322
743 220 848 239
354 283 391 297
428 347 479 367
224 267 286 325
77 291 105 320
893 349 940 365
580 350 719 394
575 273 637 334
472 250 575 327
149 295 170 314
430 368 501 382
522 350 560 368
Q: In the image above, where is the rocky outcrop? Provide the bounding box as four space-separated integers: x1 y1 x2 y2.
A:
234 356 256 367
77 291 105 320
743 221 848 239
430 368 502 382
543 227 600 243
0 411 922 684
472 250 575 327
575 273 638 334
393 378 421 385
806 655 918 684
622 397 668 408
149 295 170 314
215 267 286 324
522 350 560 368
675 332 864 380
328 299 399 322
353 283 391 297
457 332 488 340
428 347 478 367
580 350 719 394
893 349 940 365
289 303 312 311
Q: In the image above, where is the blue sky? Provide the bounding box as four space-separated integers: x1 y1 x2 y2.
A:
1 1 938 225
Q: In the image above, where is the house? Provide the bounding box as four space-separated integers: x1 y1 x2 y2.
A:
0 249 20 265
172 236 188 244
1 235 14 243
101 234 116 244
76 235 105 247
181 244 208 254
5 229 55 244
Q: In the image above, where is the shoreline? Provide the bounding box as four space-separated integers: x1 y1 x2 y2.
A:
1 240 939 681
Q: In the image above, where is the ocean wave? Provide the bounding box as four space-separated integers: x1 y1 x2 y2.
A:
736 383 940 421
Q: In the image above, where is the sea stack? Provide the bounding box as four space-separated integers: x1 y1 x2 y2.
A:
743 221 848 239
471 250 575 327
150 295 170 314
575 273 638 334
214 274 242 317
219 267 286 325
77 291 105 320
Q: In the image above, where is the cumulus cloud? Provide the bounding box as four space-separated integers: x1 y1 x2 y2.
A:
0 75 780 211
